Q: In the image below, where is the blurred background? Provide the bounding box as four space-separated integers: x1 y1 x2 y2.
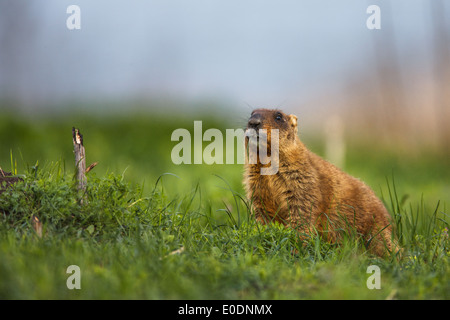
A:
0 0 449 208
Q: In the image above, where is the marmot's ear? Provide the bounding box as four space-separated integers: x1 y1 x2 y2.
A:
288 115 298 133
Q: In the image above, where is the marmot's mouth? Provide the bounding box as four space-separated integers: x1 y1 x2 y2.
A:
245 128 262 148
244 128 259 138
245 128 272 152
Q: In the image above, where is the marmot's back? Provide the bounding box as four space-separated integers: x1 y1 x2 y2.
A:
243 109 395 256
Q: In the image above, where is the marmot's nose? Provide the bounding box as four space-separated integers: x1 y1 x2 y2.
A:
248 115 261 129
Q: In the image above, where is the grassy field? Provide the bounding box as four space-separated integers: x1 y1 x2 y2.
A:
0 109 449 299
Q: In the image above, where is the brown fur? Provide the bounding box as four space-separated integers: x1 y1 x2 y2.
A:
243 109 396 256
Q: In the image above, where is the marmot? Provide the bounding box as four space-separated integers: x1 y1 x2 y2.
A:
243 108 396 256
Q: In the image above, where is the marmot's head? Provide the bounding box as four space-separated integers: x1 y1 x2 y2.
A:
246 109 298 144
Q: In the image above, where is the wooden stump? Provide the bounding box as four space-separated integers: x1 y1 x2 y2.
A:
72 127 98 204
72 127 86 199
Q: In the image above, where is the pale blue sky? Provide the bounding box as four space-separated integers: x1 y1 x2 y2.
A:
0 0 448 111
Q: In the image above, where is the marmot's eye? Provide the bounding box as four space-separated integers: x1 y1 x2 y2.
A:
275 113 283 121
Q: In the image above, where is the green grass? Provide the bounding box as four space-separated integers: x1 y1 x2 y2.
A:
0 110 449 299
